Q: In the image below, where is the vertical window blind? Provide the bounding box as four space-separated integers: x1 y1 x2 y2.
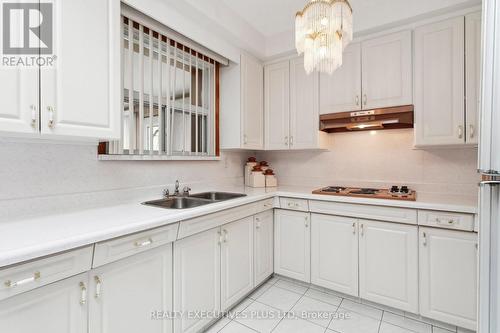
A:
107 14 220 158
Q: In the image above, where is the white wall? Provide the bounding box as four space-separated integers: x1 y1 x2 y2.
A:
0 140 247 222
257 129 479 195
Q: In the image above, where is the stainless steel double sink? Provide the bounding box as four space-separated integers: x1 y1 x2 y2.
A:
142 192 247 210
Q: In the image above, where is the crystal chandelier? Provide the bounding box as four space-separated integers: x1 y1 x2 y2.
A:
295 0 353 75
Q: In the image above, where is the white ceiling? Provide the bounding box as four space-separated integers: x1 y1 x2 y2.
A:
177 0 482 59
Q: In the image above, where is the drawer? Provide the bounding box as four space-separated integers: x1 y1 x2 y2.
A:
93 223 179 268
418 210 475 231
280 197 309 211
309 200 417 225
178 199 274 239
0 246 93 301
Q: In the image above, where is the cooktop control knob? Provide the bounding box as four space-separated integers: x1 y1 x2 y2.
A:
390 186 399 193
401 186 409 193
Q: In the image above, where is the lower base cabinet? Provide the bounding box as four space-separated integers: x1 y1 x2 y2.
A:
359 220 419 313
311 214 359 297
419 227 478 330
274 209 311 283
254 210 274 286
0 273 88 333
89 244 174 333
221 217 254 311
174 228 221 333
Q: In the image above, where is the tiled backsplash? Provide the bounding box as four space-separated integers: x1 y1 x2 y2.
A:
0 140 247 222
257 129 480 195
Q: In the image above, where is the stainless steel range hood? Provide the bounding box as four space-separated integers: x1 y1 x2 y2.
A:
319 105 414 133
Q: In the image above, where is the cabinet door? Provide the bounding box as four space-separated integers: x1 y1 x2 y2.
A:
274 209 311 283
465 12 482 145
89 244 173 333
0 68 39 135
221 217 254 310
0 273 87 333
311 214 358 297
174 228 221 333
289 57 321 150
359 220 418 313
419 228 478 330
320 43 362 114
264 61 290 150
254 210 274 286
241 54 264 149
40 0 120 140
361 30 412 109
415 17 465 146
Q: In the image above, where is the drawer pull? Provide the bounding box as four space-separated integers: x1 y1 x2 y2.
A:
134 238 153 248
4 271 40 288
79 282 87 305
435 217 456 225
94 276 102 299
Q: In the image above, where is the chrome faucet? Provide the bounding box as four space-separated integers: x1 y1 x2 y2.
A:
174 180 180 196
182 186 192 196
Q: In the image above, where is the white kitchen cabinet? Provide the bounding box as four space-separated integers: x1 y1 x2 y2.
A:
311 214 358 297
220 53 264 150
264 61 290 150
359 220 418 313
0 68 39 135
419 227 478 330
264 57 327 151
254 210 274 286
241 54 264 149
89 244 173 333
320 43 362 114
39 0 120 140
0 273 88 333
289 57 327 150
414 17 465 147
465 12 482 145
174 228 221 333
361 30 413 109
220 217 254 311
274 209 311 283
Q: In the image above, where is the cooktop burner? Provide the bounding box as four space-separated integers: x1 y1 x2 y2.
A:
312 186 416 201
348 188 380 195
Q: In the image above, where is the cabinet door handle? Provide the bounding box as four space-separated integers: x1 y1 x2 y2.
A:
217 230 222 245
352 222 356 235
363 94 367 106
79 282 87 305
355 95 359 106
94 276 102 299
458 125 464 139
256 221 261 229
290 136 294 146
304 216 309 228
134 237 153 248
47 106 55 128
285 136 288 146
223 229 228 242
469 124 475 139
4 271 40 288
30 105 37 128
360 224 364 236
422 232 427 246
243 134 248 145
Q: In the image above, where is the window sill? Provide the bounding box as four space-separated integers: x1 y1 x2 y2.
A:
98 155 221 161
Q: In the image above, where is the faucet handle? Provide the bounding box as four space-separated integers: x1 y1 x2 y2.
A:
163 188 170 197
183 186 191 196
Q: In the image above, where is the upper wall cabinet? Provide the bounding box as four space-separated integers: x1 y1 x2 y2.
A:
361 30 413 110
0 0 121 141
415 14 481 147
220 53 264 150
264 57 328 150
319 31 412 115
320 43 361 114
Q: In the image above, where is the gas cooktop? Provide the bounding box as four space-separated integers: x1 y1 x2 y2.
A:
312 186 416 201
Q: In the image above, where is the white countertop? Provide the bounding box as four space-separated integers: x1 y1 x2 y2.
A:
0 185 477 268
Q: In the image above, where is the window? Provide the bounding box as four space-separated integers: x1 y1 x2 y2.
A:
102 10 221 159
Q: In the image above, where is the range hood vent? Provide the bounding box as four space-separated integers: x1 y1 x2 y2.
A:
320 105 414 133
